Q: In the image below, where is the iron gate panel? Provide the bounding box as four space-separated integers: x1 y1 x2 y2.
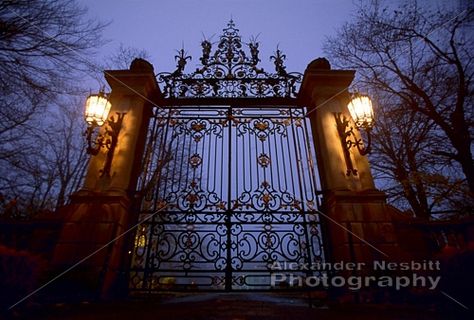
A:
129 105 324 292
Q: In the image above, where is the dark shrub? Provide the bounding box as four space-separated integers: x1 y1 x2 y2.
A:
0 245 46 309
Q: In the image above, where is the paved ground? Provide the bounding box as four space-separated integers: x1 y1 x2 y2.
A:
6 293 471 320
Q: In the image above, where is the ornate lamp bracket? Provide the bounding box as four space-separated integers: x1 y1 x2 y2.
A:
85 113 126 177
334 112 372 176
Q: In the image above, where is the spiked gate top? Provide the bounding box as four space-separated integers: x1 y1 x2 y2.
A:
157 20 302 99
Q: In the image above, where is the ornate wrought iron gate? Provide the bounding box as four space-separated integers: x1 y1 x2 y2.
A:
128 21 325 293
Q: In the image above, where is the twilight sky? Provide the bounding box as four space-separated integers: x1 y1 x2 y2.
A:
78 0 356 76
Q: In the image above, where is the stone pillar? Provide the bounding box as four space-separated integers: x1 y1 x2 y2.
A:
51 59 158 298
299 58 401 270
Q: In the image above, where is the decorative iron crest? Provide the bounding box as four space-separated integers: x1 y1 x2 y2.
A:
157 20 302 98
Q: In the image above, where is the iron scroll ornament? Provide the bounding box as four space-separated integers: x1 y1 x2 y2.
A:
334 112 372 176
130 106 325 291
157 20 302 98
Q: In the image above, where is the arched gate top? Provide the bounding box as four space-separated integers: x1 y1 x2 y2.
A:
157 20 302 99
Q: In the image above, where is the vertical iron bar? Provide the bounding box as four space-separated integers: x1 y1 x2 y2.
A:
142 107 172 292
131 105 324 294
225 105 233 291
289 108 314 278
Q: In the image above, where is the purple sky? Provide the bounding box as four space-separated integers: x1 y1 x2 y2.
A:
79 0 355 75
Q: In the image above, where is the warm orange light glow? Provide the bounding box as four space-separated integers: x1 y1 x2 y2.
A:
347 94 374 128
84 92 111 126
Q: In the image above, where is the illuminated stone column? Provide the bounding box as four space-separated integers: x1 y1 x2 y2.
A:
81 59 157 195
300 58 402 275
300 58 375 192
51 59 158 298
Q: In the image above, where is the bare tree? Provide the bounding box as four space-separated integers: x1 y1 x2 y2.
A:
370 92 469 218
105 44 150 70
0 0 106 94
43 100 90 209
0 0 106 216
324 1 473 215
0 98 89 216
0 0 106 155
